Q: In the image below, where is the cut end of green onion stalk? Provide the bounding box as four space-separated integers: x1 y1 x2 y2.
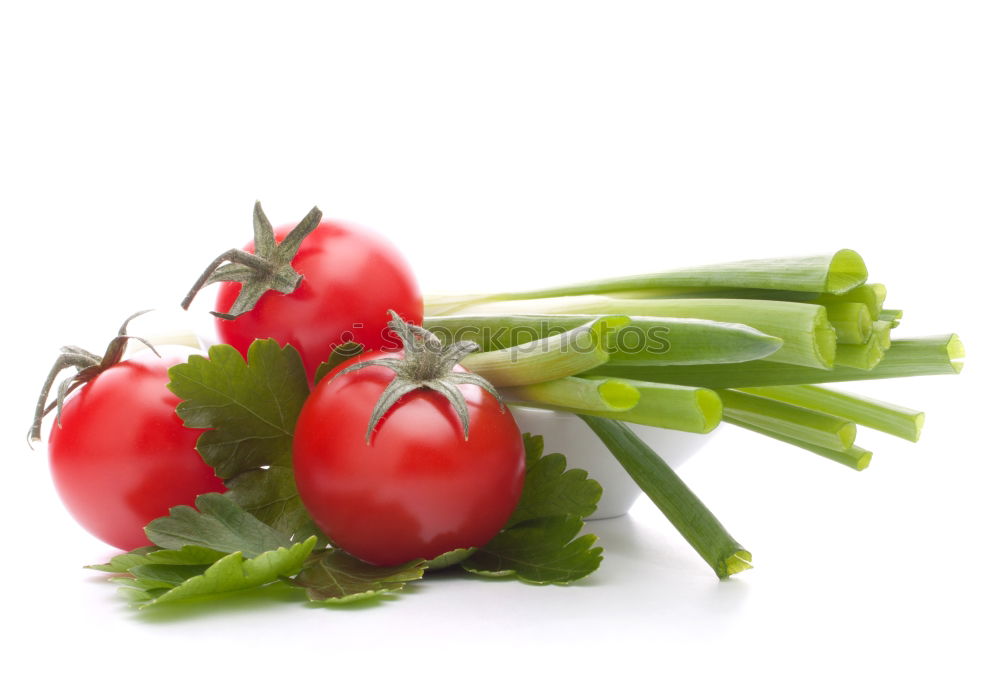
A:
598 379 642 410
814 315 839 370
589 315 632 347
723 550 754 578
826 249 868 294
947 334 965 372
912 413 927 442
696 389 724 433
837 423 857 450
853 449 873 472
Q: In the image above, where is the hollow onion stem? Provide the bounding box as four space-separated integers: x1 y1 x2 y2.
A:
590 335 963 388
500 377 640 413
879 309 904 328
824 302 873 345
509 378 721 433
717 389 857 450
461 316 627 386
725 417 873 471
579 415 752 579
834 335 885 370
444 295 836 370
424 250 867 316
738 385 924 442
424 314 782 366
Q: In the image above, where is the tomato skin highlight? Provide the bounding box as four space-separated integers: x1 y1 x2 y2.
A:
293 351 526 566
214 220 423 380
48 353 225 551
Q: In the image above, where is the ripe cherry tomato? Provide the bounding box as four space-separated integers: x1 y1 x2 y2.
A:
48 351 226 550
214 221 423 380
292 351 526 565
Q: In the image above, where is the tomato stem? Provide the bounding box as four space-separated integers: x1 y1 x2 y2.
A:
180 202 322 319
29 311 158 443
335 311 503 443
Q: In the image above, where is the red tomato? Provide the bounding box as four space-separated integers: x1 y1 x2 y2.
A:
214 221 423 380
292 351 525 565
48 352 225 550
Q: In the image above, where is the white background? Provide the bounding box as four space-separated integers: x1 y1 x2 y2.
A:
1 2 997 683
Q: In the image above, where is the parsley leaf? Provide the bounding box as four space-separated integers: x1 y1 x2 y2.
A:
90 495 317 608
313 341 365 385
462 516 602 584
291 549 427 604
114 543 316 608
167 339 315 538
505 434 603 527
462 433 604 584
145 493 293 557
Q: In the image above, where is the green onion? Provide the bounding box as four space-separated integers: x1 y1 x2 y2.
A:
717 389 856 450
424 314 782 366
872 320 892 349
725 417 873 471
461 316 628 387
510 378 722 433
579 415 752 579
738 385 924 442
814 283 886 319
879 309 904 328
648 282 887 324
500 377 640 413
425 250 868 315
824 302 873 345
590 334 963 388
447 296 836 370
834 334 885 370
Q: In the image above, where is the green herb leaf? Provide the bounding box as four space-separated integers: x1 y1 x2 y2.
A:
225 465 327 544
116 539 316 608
85 547 159 573
314 341 365 385
506 434 602 527
167 339 313 537
426 548 476 570
291 549 427 604
462 433 603 584
145 493 292 557
463 516 602 584
90 506 318 610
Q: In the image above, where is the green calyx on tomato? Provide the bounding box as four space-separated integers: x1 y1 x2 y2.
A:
180 201 323 320
179 201 423 383
335 310 503 442
30 310 158 442
35 312 226 551
294 313 526 565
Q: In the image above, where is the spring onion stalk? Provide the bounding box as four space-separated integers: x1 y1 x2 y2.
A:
814 283 886 319
872 320 892 350
511 378 722 433
425 250 868 316
879 309 904 328
590 334 963 388
579 415 752 578
738 385 924 442
461 316 627 387
824 302 873 345
500 377 640 413
651 284 882 318
424 314 782 366
834 334 885 370
447 295 836 370
717 389 857 450
725 417 873 471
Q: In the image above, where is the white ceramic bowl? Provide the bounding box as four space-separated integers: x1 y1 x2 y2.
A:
509 406 715 520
